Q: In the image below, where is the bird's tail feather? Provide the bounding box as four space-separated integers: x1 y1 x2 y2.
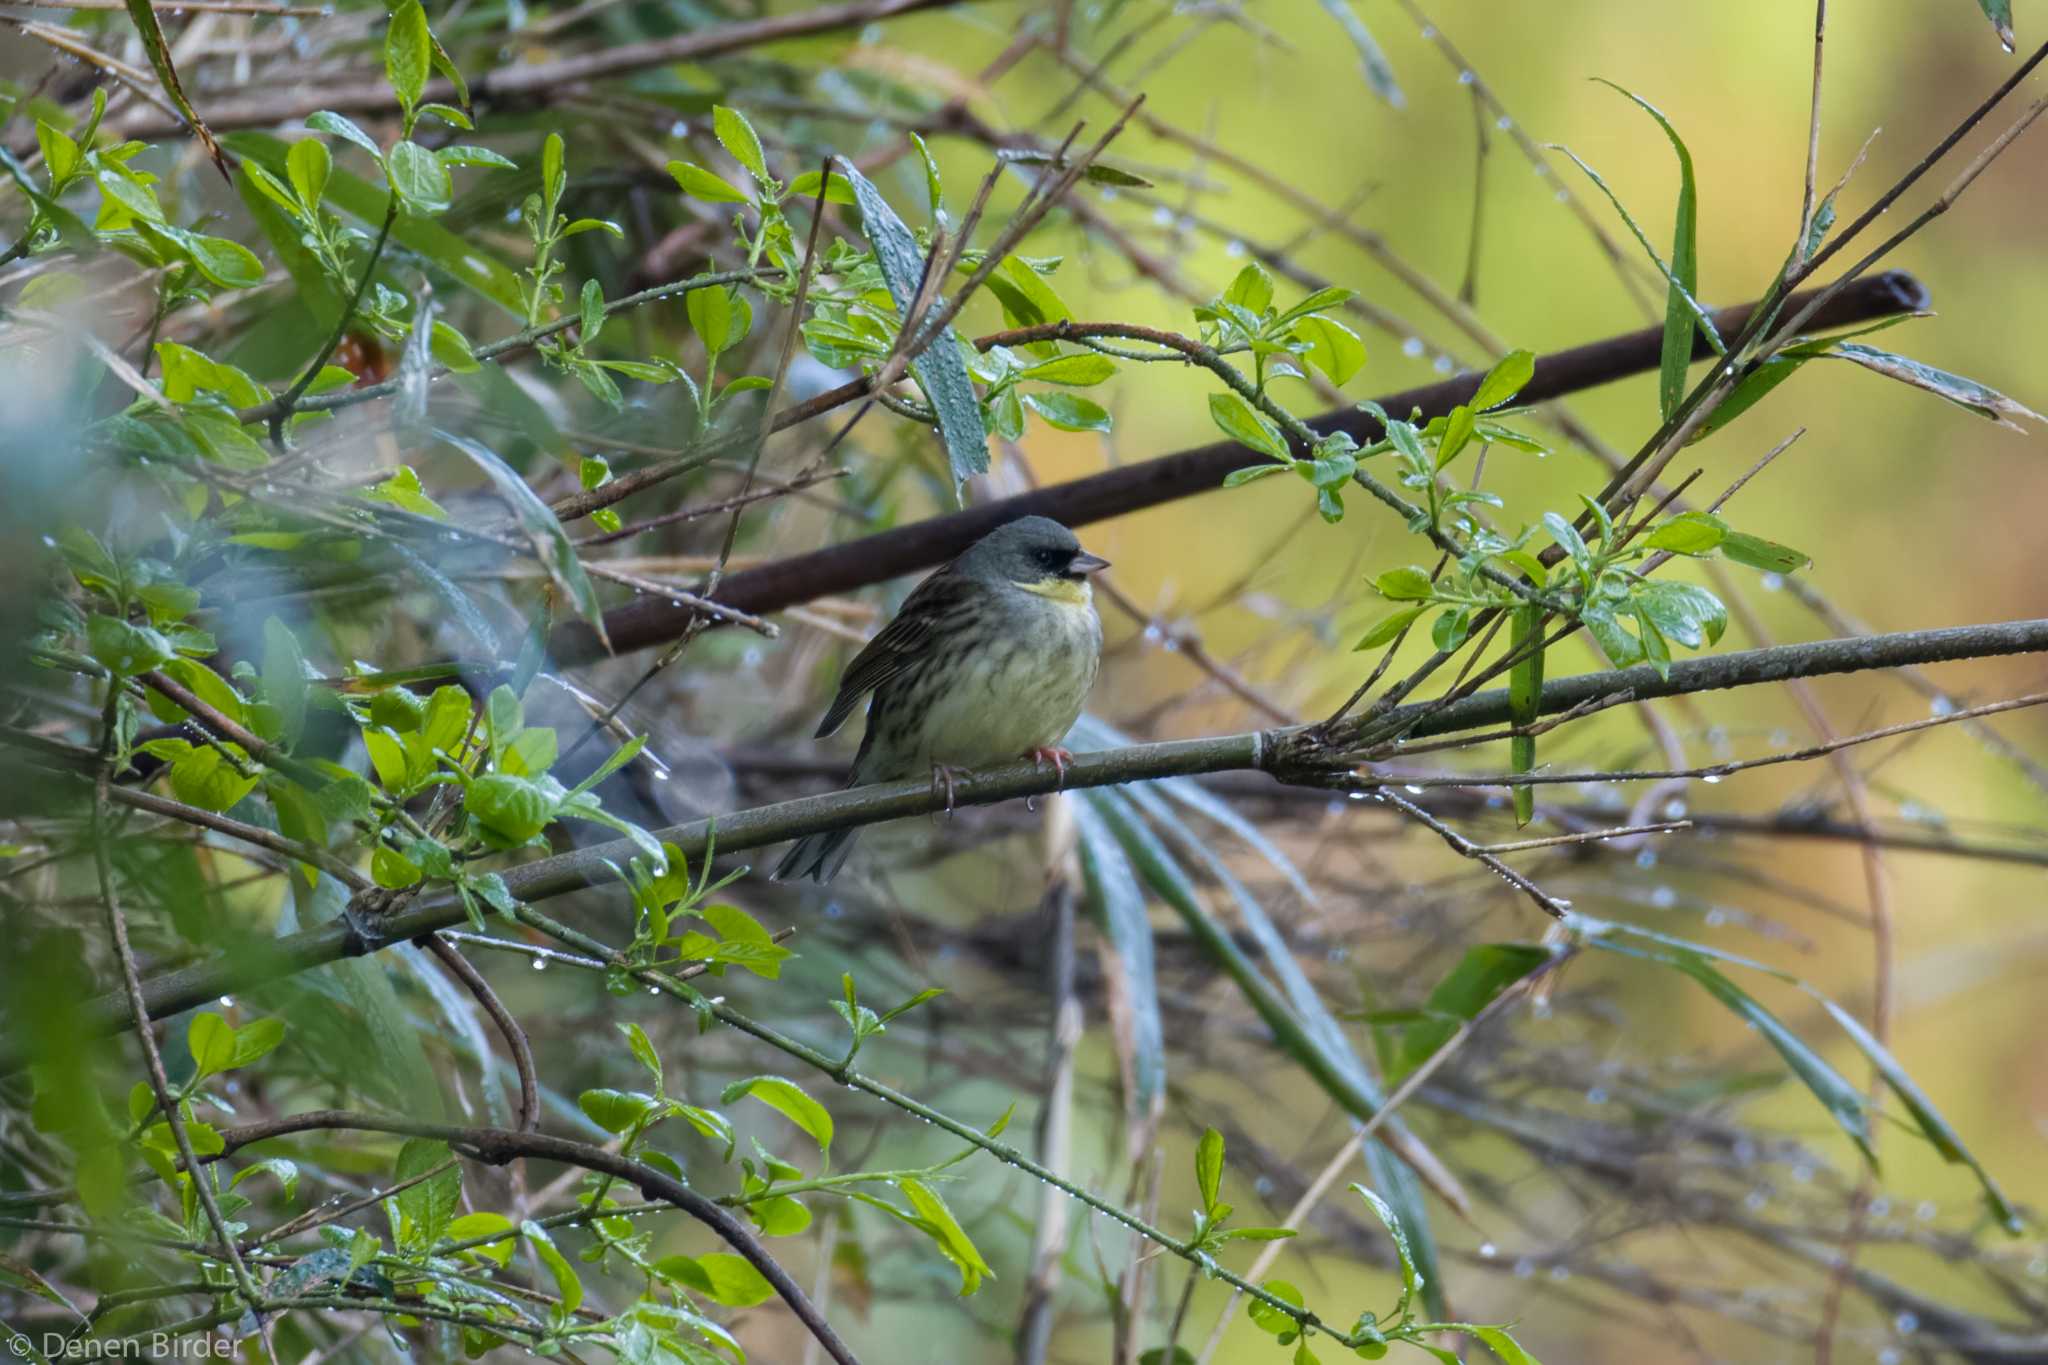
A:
772 825 860 883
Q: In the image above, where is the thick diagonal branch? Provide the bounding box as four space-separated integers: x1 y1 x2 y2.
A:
555 270 1927 663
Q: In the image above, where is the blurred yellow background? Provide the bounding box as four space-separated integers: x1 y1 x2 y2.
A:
839 2 2048 1359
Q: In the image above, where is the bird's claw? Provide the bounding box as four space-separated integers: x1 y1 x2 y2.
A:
929 763 968 817
1026 747 1075 788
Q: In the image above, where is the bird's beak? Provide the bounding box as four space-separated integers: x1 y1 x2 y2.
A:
1070 551 1111 575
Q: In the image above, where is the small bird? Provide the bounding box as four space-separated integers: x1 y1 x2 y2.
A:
773 516 1110 883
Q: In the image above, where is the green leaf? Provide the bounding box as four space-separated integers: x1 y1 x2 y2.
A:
1435 404 1476 470
1209 391 1290 460
620 1022 663 1090
286 136 331 209
387 140 452 215
720 1076 832 1158
1815 997 2019 1231
1584 927 1872 1162
187 1012 237 1080
1293 315 1366 385
1246 1279 1306 1341
163 745 257 812
1472 349 1536 411
786 168 858 206
567 734 646 797
1022 392 1112 433
1393 944 1551 1081
1718 531 1809 574
1353 604 1425 650
395 1139 461 1248
1644 510 1727 555
229 1155 299 1202
578 278 605 347
667 160 749 204
1018 353 1115 386
1507 605 1544 827
1195 1127 1224 1214
1224 463 1291 487
435 431 607 648
1469 1326 1545 1365
180 233 264 290
383 0 430 114
464 774 556 846
36 120 79 182
1350 1183 1423 1318
712 106 769 184
229 1017 286 1068
577 1088 658 1135
371 845 422 889
1224 261 1274 315
1974 0 2016 51
541 131 565 213
156 341 267 407
987 254 1073 333
1633 580 1726 649
673 1104 736 1159
87 614 174 676
1316 0 1404 106
909 130 945 215
1827 342 2046 430
522 1221 583 1315
1541 512 1589 569
305 110 383 164
902 1178 993 1295
1372 566 1434 601
686 279 733 356
444 1211 515 1266
366 465 448 520
1593 82 1708 421
694 1252 774 1307
839 159 989 488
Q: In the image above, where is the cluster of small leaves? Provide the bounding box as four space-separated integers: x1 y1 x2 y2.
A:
1187 1130 1537 1363
518 133 655 409
1360 494 1804 674
352 680 655 921
970 256 1120 438
612 840 781 990
10 89 260 298
1201 261 1367 395
31 1009 288 1251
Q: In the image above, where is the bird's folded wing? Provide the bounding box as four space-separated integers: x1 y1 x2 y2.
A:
813 569 973 738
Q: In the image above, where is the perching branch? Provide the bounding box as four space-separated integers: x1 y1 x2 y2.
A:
18 613 2046 1066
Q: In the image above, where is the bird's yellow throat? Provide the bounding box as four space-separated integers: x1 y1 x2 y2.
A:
1013 576 1094 607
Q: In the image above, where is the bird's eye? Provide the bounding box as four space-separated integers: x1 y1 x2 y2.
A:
1037 547 1065 568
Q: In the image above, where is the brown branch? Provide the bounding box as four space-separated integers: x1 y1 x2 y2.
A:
554 270 1928 664
101 0 964 139
207 1113 860 1365
422 935 539 1133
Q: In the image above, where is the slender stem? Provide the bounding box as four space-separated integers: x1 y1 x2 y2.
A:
91 693 266 1314
269 198 398 444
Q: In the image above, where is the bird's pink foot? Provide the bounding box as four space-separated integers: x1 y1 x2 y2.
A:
929 763 969 816
1026 747 1075 788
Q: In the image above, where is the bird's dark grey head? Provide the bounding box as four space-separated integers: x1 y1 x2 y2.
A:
955 515 1110 585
